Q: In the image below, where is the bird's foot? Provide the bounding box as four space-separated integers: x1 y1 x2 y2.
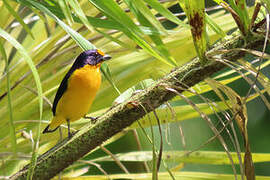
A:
67 130 79 139
68 131 72 139
84 116 99 123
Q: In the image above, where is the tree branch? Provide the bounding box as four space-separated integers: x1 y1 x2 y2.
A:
11 31 267 179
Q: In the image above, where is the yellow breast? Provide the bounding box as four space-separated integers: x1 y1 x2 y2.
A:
69 64 101 91
56 64 101 121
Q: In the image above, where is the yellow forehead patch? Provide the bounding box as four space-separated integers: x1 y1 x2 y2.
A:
97 49 105 56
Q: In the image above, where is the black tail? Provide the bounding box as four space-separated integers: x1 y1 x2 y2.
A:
42 124 59 134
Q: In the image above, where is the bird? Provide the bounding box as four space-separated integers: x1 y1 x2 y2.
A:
43 49 111 138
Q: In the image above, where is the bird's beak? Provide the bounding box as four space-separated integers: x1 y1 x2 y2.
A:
102 54 111 61
97 54 111 65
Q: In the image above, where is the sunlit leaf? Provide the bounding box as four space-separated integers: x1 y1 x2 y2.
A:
68 0 94 32
93 151 270 165
0 42 17 154
0 27 43 179
58 0 74 26
3 0 34 38
144 0 188 27
205 13 226 38
179 0 207 64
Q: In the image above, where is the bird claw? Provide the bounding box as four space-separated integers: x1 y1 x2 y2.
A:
84 116 98 123
67 130 79 139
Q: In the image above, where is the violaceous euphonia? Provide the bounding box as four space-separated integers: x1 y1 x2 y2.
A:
43 49 111 137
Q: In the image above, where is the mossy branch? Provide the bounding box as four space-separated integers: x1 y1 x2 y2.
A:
11 31 266 179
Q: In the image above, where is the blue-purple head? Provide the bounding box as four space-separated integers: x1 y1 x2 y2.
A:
74 49 111 68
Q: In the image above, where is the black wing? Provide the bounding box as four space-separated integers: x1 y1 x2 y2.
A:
52 52 88 115
52 67 77 115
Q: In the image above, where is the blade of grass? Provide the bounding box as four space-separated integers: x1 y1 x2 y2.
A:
100 63 121 95
58 0 74 26
213 0 249 36
125 0 177 66
93 151 270 165
179 0 207 64
261 0 270 11
89 0 143 34
206 78 253 179
205 13 226 38
3 0 34 38
32 3 171 36
40 0 176 66
0 42 17 154
95 28 135 50
228 0 250 35
128 0 167 35
0 27 43 180
23 0 95 50
59 172 270 180
68 0 94 32
35 3 126 31
144 0 189 27
89 0 176 66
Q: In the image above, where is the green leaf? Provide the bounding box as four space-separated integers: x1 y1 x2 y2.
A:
23 0 95 51
100 63 121 95
3 0 34 38
129 90 263 129
61 172 270 180
261 0 270 11
68 0 94 32
125 0 177 66
205 13 226 38
58 0 74 26
144 0 188 27
93 151 270 165
88 0 143 34
127 0 167 35
179 0 207 64
95 28 135 50
114 79 155 104
89 0 176 66
0 42 17 154
0 27 43 180
213 0 250 36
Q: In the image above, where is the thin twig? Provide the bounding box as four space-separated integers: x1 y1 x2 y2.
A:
100 145 130 174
